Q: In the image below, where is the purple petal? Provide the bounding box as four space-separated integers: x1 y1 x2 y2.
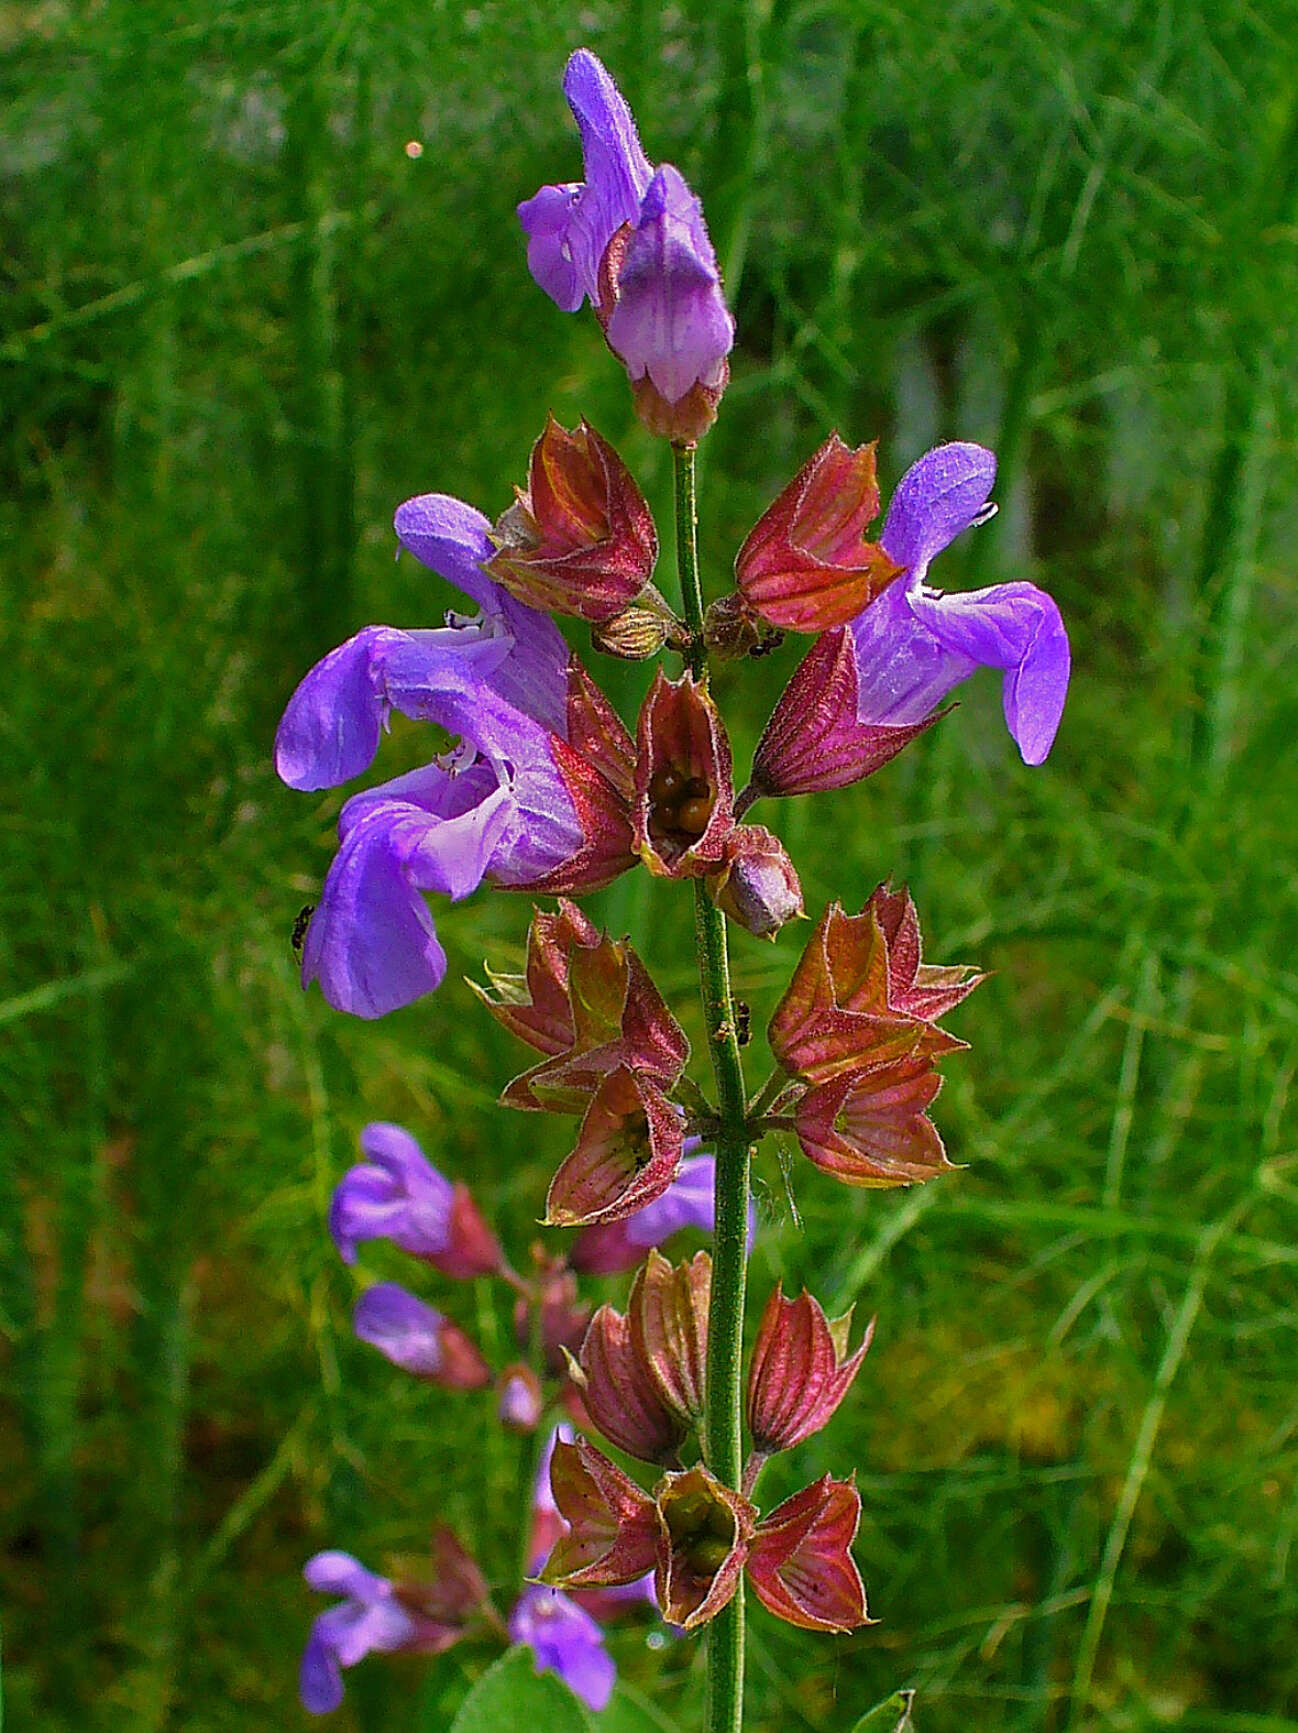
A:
353 1283 446 1377
323 1597 417 1667
880 443 997 576
908 580 1070 764
304 1550 387 1600
393 494 498 611
605 164 734 405
274 626 509 793
301 704 580 1018
300 803 454 1019
484 593 570 737
509 1587 616 1713
519 51 652 313
626 1152 755 1249
393 494 570 735
564 49 652 225
300 1626 344 1714
850 580 979 728
517 182 587 312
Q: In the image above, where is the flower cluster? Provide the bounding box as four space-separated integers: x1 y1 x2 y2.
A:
276 42 1073 1730
298 1121 732 1712
543 1253 871 1632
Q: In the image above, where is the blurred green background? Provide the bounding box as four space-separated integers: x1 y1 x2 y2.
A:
3 1 1297 1728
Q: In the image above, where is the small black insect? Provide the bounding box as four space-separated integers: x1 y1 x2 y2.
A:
748 629 784 659
291 904 315 957
734 999 752 1047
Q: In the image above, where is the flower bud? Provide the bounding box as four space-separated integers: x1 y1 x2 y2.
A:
634 672 736 878
630 1249 711 1428
576 1297 688 1465
352 1285 490 1389
589 588 683 660
604 166 734 445
330 1122 501 1278
743 626 941 806
747 1476 870 1632
706 824 803 939
487 417 658 623
747 1286 872 1456
498 1364 544 1432
735 435 901 632
654 1466 755 1628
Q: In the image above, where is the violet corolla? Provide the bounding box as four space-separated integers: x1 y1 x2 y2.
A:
508 1586 616 1712
330 1121 501 1276
299 1552 445 1714
854 442 1071 766
519 50 734 440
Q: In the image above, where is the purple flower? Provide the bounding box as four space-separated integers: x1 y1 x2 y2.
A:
851 443 1070 765
331 1123 454 1265
520 52 733 438
518 49 652 314
509 1586 616 1711
299 1552 422 1714
352 1283 490 1388
605 164 734 406
569 1152 757 1274
330 1122 502 1277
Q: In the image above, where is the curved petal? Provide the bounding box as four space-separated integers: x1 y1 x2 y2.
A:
520 51 652 313
352 1283 445 1378
393 493 498 610
564 49 652 219
850 580 978 727
304 1551 385 1600
301 803 452 1018
908 580 1070 764
299 1625 344 1714
880 443 996 575
329 1124 454 1265
509 1586 616 1712
274 626 508 792
517 181 587 312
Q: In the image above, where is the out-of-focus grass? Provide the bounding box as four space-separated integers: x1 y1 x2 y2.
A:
2 1 1296 1729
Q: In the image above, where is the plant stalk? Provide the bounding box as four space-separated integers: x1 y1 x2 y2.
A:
673 443 750 1733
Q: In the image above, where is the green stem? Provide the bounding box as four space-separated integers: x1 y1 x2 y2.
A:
674 443 706 677
673 443 749 1733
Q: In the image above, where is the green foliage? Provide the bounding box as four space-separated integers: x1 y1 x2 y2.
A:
850 1694 915 1733
1 1 1296 1731
440 1647 594 1733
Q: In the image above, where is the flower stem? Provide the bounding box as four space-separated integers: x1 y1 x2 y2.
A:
674 441 706 678
674 442 749 1733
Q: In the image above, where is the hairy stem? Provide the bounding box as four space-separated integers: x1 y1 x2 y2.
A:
674 442 749 1733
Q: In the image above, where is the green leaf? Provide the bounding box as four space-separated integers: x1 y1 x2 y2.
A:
442 1647 594 1733
849 1690 916 1733
594 1682 684 1733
